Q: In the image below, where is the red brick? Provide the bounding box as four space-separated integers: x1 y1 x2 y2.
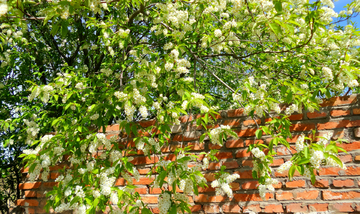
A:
337 141 360 152
330 109 351 117
203 205 220 213
228 109 244 117
242 160 253 167
353 108 360 115
269 158 284 166
295 190 319 200
234 193 273 201
286 203 308 213
198 186 215 193
190 205 202 212
346 166 360 175
194 194 227 203
130 156 158 165
172 134 182 142
50 172 60 180
308 203 328 212
223 161 239 169
264 204 284 213
243 119 261 126
24 191 37 198
289 114 303 121
209 143 222 149
16 199 39 207
222 204 241 213
24 208 35 214
286 180 306 188
312 179 329 188
230 182 240 190
318 167 343 176
333 179 355 187
215 152 233 160
142 196 158 204
204 173 216 182
236 149 250 158
317 120 350 130
356 155 360 161
226 139 244 148
179 115 193 123
115 178 125 186
235 128 256 137
339 154 353 163
19 182 41 190
322 191 360 200
320 95 357 107
243 204 261 213
330 203 354 212
139 119 156 128
135 188 147 194
133 177 154 185
235 170 253 179
276 191 293 200
104 124 119 132
241 181 259 190
347 119 360 127
307 111 328 119
42 182 58 188
290 123 316 131
222 119 241 127
188 142 204 151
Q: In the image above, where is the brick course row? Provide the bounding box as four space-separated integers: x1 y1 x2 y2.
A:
17 95 360 213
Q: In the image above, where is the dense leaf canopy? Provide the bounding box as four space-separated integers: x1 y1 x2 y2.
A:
1 0 360 213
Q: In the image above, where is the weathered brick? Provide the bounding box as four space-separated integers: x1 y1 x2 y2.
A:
307 111 327 119
227 109 244 117
289 114 303 121
317 120 350 130
308 203 328 212
235 128 256 137
234 193 273 201
276 191 293 200
203 205 220 213
312 179 329 188
235 149 251 158
222 119 241 127
329 203 354 212
243 204 261 213
16 199 39 207
19 182 41 190
320 95 357 107
333 179 355 187
286 180 306 188
264 204 284 213
322 190 360 200
337 141 360 152
286 203 308 213
290 123 316 131
222 204 241 213
215 152 233 160
226 139 244 148
243 119 261 126
353 108 360 115
194 194 227 203
141 196 158 204
330 109 351 117
294 190 319 200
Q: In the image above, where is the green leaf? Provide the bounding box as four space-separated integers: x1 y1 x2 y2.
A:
142 208 152 214
296 158 310 165
288 165 296 180
255 129 262 139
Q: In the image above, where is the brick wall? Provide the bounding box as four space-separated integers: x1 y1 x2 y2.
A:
17 95 360 213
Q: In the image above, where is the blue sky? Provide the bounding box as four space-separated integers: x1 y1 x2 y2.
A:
334 0 360 26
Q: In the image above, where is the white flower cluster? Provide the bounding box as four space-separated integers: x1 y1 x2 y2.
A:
0 0 8 16
179 178 194 195
28 85 54 103
211 173 240 198
114 91 128 100
259 178 278 200
210 125 231 146
158 193 171 214
295 134 306 152
251 147 266 161
100 173 116 196
277 160 293 174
